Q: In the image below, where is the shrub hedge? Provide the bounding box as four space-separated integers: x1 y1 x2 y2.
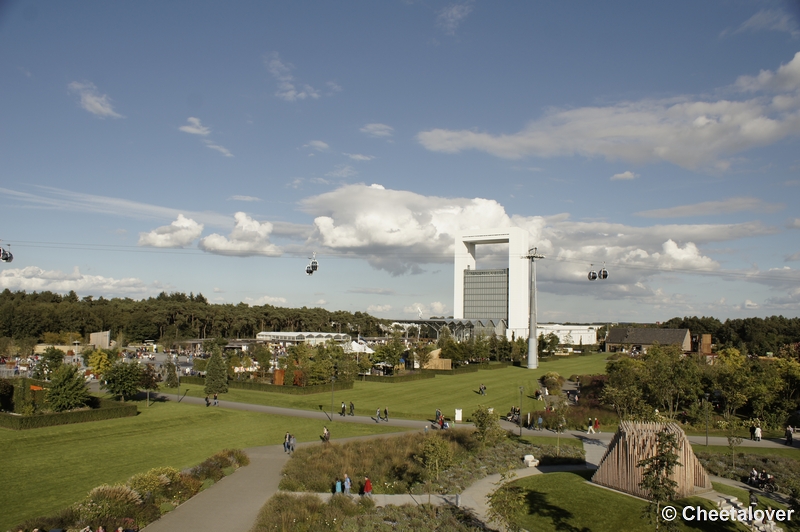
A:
360 372 435 383
423 365 479 376
0 398 137 430
181 375 354 394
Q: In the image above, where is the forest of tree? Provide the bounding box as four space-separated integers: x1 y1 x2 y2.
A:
1 290 799 359
0 289 389 346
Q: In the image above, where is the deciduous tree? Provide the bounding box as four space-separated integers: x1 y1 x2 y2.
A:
103 362 144 401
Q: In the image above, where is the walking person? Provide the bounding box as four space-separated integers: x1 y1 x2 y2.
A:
289 434 296 453
204 395 210 407
344 474 352 495
537 415 543 431
750 424 756 441
284 432 290 453
755 425 762 442
384 406 389 422
587 417 595 434
786 426 794 446
341 401 346 416
364 476 373 498
349 401 355 416
335 478 342 494
376 407 381 423
213 393 218 406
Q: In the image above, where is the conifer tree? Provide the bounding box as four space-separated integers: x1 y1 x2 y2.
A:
46 364 90 412
164 361 179 388
204 350 228 395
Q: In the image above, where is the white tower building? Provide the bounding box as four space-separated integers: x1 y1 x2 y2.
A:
453 228 530 341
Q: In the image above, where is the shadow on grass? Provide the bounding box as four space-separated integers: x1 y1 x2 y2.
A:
525 488 590 532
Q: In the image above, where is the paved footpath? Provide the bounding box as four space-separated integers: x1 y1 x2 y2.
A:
142 395 797 532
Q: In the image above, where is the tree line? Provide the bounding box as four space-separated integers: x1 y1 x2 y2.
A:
0 289 390 349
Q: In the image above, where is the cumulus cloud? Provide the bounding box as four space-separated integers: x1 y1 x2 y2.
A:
611 171 638 181
68 81 123 118
138 214 204 248
787 218 800 229
636 197 784 218
245 295 288 306
179 117 211 135
360 123 394 138
735 51 800 92
198 212 282 256
265 52 320 102
0 266 157 296
728 9 800 38
418 53 800 170
437 3 473 36
367 304 392 313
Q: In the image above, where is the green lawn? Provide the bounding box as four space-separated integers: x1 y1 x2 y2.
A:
181 354 610 421
513 471 748 531
0 399 403 531
692 444 800 459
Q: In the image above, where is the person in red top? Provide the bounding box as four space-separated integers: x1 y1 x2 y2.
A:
364 476 373 498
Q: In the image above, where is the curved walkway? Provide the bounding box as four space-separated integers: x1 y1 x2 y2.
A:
142 395 796 532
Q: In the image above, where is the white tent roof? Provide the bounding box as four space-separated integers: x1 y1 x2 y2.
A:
347 341 374 354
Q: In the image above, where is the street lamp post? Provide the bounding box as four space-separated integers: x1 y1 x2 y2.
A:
705 392 710 447
519 386 524 436
330 363 338 422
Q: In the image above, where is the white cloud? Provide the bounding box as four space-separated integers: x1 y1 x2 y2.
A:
203 140 234 157
788 218 800 229
367 304 392 313
213 287 224 293
228 195 262 202
636 197 784 218
735 51 800 92
0 186 232 227
785 252 800 262
418 53 800 170
326 81 342 92
404 302 448 317
138 214 204 248
315 299 328 306
343 153 375 161
326 165 357 178
0 266 158 296
360 123 394 138
729 9 800 38
179 117 211 136
245 295 288 306
305 140 330 151
198 212 282 256
611 171 638 181
437 3 473 36
264 52 320 102
67 81 123 118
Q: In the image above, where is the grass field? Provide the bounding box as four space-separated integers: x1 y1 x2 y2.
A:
0 355 609 530
692 444 800 459
0 399 403 531
180 354 610 421
513 471 749 531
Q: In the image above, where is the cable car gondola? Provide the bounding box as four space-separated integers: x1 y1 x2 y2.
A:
305 252 318 276
587 264 597 281
598 263 608 280
0 243 12 263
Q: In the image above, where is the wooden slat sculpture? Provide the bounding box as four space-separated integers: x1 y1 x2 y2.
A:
591 422 712 499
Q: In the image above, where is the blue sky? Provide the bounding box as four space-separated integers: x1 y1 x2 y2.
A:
1 0 799 324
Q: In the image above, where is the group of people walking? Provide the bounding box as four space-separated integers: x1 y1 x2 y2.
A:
340 401 355 416
375 407 389 422
283 432 296 453
586 417 601 434
332 474 373 497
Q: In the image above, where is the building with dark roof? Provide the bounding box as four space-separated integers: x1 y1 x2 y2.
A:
605 327 692 353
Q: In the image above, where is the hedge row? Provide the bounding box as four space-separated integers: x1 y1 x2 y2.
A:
360 372 436 383
478 362 509 370
0 398 138 430
180 375 354 395
423 365 480 376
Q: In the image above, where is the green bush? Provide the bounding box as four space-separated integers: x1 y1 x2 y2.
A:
0 398 137 430
74 484 159 530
